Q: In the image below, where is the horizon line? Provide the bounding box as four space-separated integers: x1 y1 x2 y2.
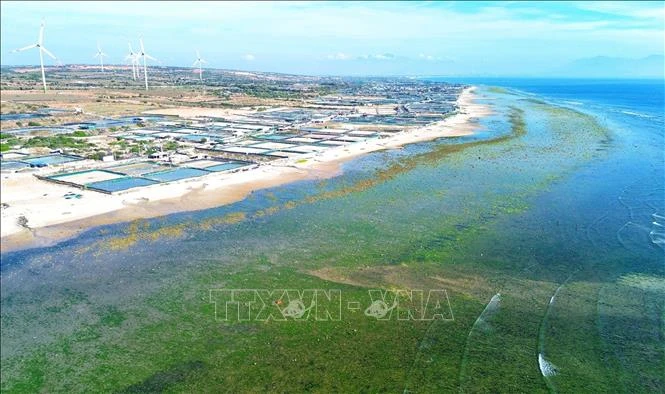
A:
1 63 663 81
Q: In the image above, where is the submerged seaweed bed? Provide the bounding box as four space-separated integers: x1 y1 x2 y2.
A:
1 86 663 393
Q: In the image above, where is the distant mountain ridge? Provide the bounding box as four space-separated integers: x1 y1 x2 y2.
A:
552 55 664 78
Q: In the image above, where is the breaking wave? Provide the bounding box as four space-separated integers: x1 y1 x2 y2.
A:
539 353 557 377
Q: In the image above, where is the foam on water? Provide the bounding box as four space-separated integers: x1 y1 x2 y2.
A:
618 110 654 119
649 213 665 249
538 353 557 377
456 293 502 391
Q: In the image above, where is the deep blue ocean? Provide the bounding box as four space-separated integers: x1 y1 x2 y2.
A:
428 77 664 120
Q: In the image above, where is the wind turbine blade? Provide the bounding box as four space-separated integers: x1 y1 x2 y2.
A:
139 37 145 53
145 54 158 62
196 50 200 59
192 59 199 67
200 59 207 64
93 53 99 58
41 47 57 60
39 21 45 45
12 44 38 52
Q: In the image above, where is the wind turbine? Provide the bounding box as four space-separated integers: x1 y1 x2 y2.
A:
11 19 59 93
125 42 139 80
138 37 157 90
192 50 207 83
93 42 108 72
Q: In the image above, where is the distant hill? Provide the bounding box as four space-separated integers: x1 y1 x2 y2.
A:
552 55 664 78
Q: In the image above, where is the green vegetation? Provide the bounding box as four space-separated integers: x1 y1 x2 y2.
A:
111 140 129 149
70 130 88 138
1 134 21 152
240 85 303 99
27 121 41 127
164 141 179 151
21 135 93 150
86 151 107 161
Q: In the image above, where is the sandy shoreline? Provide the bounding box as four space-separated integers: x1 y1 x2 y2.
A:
0 86 491 252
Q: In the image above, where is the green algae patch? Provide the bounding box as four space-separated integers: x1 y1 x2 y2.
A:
487 86 510 94
98 305 127 328
119 360 206 393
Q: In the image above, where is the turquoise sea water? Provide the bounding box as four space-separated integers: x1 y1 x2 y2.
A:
1 79 663 392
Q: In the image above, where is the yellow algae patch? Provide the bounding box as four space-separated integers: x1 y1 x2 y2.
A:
198 219 214 231
252 206 281 219
618 274 665 292
199 212 247 230
105 220 143 251
146 222 187 242
97 212 249 252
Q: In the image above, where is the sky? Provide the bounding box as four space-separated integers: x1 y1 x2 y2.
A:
1 1 663 77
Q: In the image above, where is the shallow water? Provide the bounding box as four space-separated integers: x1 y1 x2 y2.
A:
1 81 663 392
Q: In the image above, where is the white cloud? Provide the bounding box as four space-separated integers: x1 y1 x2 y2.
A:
243 54 255 61
418 54 457 62
327 52 351 60
358 53 396 61
373 53 394 60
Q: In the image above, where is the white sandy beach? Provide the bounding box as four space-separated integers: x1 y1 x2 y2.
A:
0 87 491 251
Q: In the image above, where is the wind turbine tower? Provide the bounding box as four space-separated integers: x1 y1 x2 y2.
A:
125 43 139 80
94 42 108 72
11 19 59 93
138 37 157 90
193 50 207 83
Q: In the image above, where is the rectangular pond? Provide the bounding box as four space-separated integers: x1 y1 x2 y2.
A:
0 161 30 171
142 167 210 182
51 169 126 185
0 113 48 121
254 134 296 141
86 177 160 193
204 162 249 172
108 162 170 176
22 154 84 166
